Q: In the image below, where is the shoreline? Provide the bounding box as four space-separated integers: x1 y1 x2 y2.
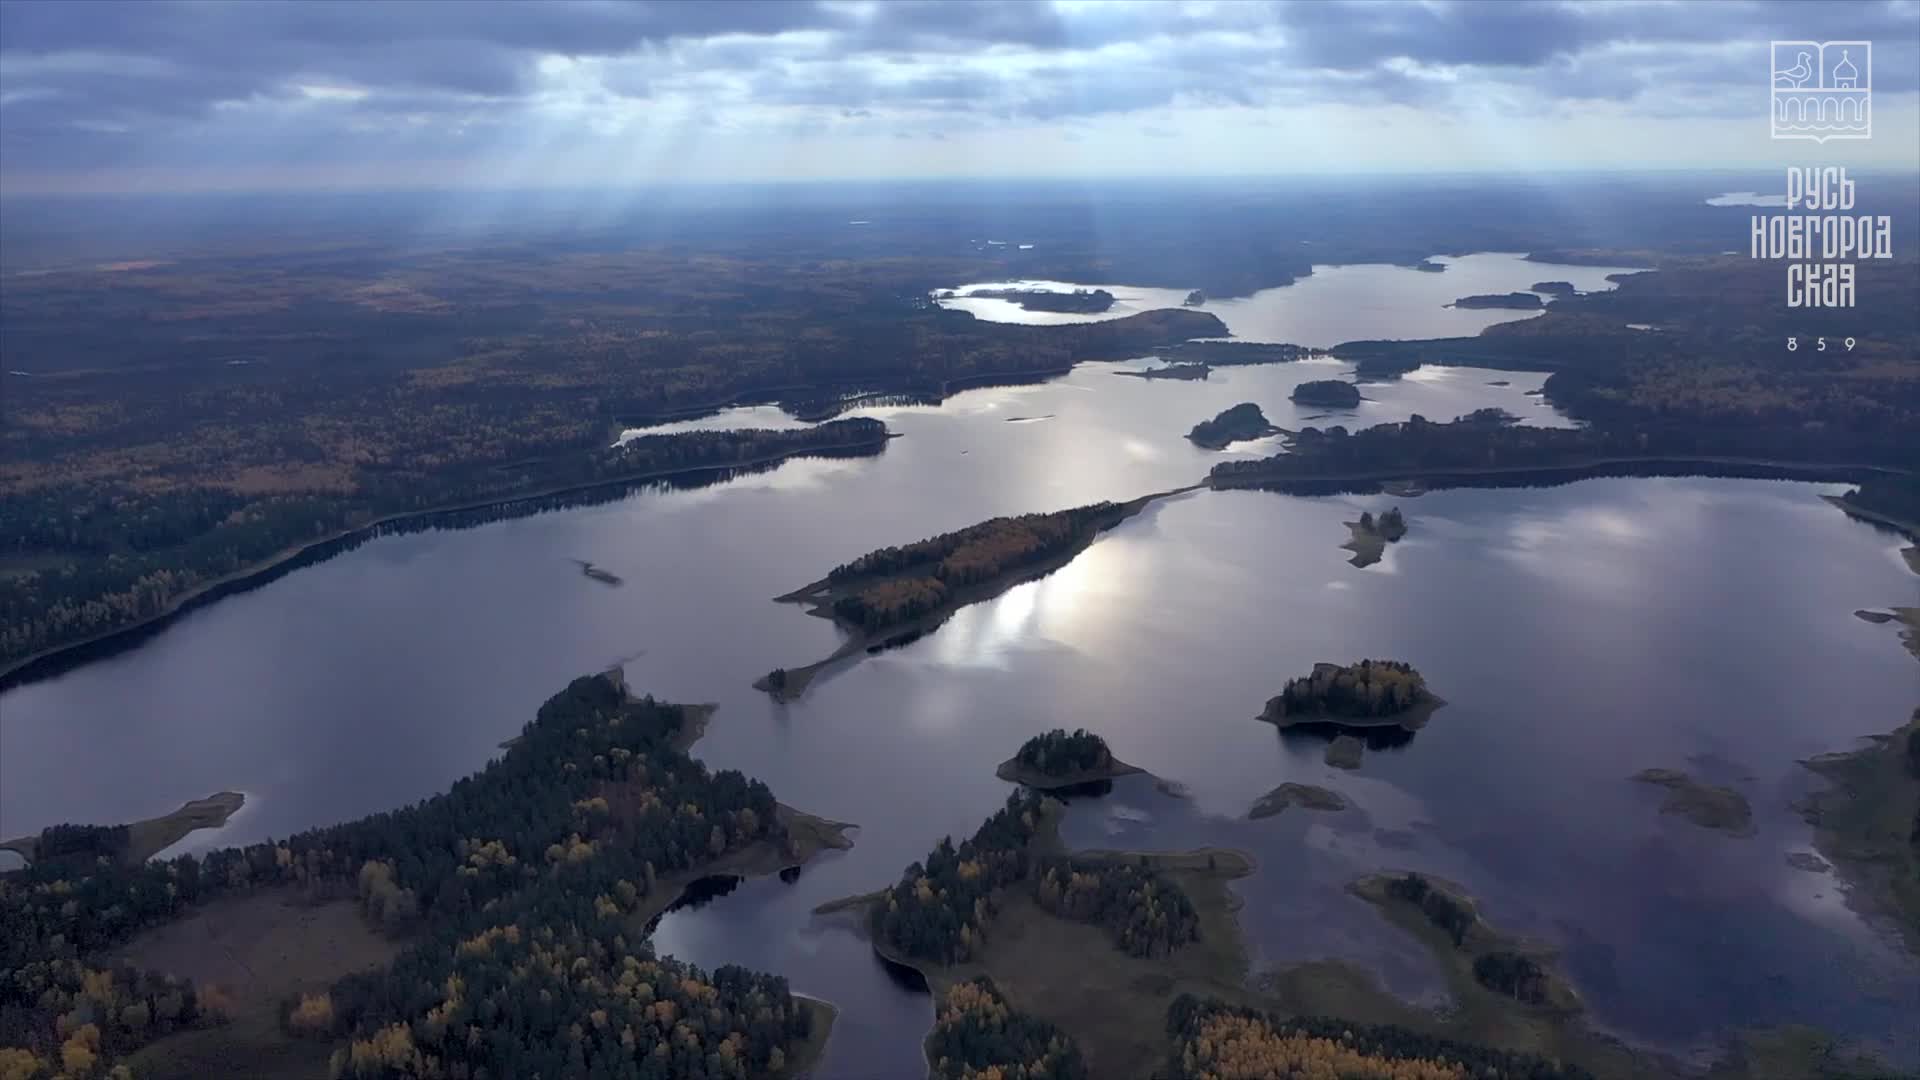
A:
1259 694 1445 734
1210 455 1908 495
0 434 892 692
994 756 1146 790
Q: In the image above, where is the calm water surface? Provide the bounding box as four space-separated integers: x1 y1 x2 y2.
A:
935 252 1647 345
1 261 1913 1075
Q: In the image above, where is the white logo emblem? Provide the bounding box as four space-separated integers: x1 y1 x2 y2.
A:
1772 41 1871 141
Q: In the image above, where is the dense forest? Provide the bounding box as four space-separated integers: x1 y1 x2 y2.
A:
1031 857 1201 959
1013 729 1115 777
0 673 825 1078
870 793 1046 965
826 502 1124 633
1163 996 1595 1080
926 977 1088 1080
1266 660 1435 722
1833 476 1920 533
0 419 890 673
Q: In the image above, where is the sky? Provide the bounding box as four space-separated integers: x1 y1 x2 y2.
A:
2 0 1917 194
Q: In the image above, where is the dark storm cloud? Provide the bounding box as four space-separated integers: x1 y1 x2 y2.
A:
2 0 1915 178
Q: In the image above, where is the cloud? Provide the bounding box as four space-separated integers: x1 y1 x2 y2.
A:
2 0 1915 188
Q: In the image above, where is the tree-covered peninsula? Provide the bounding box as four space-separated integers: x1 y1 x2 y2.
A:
1186 403 1282 449
0 671 846 1079
997 728 1145 789
1261 659 1444 731
760 491 1188 699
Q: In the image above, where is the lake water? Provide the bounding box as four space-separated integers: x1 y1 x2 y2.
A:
934 252 1646 346
2 254 1913 1076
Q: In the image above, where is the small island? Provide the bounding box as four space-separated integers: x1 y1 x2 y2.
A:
1288 379 1361 408
1260 659 1445 732
1633 768 1755 837
1341 506 1409 567
1248 782 1348 819
1183 289 1206 306
1324 735 1366 769
1186 402 1281 449
1412 260 1447 273
1529 281 1576 297
572 559 623 585
1452 292 1545 310
1115 362 1210 381
996 728 1144 789
969 287 1116 313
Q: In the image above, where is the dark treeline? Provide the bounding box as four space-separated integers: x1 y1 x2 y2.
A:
28 823 131 866
1164 995 1595 1079
1836 476 1920 533
1210 408 1899 492
1031 857 1200 959
826 502 1122 633
965 288 1115 314
1473 951 1552 1005
1385 873 1476 947
926 977 1087 1080
0 673 824 1078
1269 660 1433 721
871 793 1045 965
0 419 887 670
1014 729 1115 777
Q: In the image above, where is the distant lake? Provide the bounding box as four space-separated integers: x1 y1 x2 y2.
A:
1 258 1910 1075
934 253 1646 346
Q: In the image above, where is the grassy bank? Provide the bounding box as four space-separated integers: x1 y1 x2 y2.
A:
1797 708 1920 958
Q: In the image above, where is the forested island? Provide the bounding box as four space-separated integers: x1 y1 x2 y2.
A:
1288 379 1361 408
1352 872 1581 1013
997 729 1145 789
1183 290 1206 306
0 671 847 1079
967 288 1116 313
759 491 1187 699
1341 506 1408 567
1453 292 1545 310
1186 403 1281 449
1261 659 1444 731
1531 281 1577 296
